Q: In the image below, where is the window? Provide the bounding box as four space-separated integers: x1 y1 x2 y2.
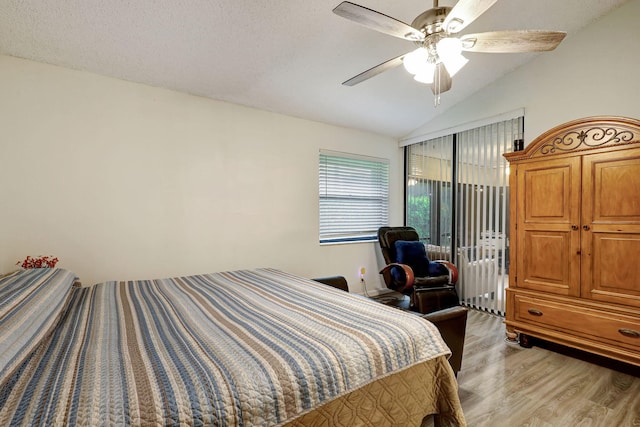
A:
319 150 389 243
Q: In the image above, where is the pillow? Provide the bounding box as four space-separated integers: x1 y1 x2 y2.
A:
394 240 448 279
0 268 77 387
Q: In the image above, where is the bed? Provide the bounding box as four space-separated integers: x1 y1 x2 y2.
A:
0 267 466 426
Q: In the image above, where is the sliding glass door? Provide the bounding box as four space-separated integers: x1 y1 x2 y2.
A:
405 117 522 314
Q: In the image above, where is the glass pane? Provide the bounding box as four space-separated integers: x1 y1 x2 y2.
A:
406 181 432 243
406 136 453 259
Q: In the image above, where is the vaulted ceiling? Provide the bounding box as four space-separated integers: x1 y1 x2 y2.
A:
0 0 629 138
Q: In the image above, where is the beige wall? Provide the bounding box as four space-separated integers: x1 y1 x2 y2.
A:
0 55 403 292
404 0 640 147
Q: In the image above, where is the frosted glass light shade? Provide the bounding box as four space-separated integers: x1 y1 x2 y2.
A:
402 48 430 75
414 67 435 84
436 37 462 57
436 37 468 77
441 53 468 77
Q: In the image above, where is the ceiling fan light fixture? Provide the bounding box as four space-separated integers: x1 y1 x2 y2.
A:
402 48 430 75
436 37 468 77
414 70 435 84
441 52 468 77
436 37 462 58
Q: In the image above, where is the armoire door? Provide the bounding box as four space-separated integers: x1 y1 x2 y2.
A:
581 148 640 308
516 157 581 296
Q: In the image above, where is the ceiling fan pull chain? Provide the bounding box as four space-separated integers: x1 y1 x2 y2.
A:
433 66 437 107
433 64 441 107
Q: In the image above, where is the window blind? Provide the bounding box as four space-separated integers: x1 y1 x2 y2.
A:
319 150 389 243
455 117 521 315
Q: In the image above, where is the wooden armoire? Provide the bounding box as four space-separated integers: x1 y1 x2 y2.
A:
504 116 640 366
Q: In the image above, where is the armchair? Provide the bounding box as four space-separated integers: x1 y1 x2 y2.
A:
378 226 460 314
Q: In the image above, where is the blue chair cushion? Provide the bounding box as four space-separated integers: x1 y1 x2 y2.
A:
393 240 448 281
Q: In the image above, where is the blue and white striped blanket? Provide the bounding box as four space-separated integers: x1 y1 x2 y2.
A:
0 268 459 426
0 268 77 387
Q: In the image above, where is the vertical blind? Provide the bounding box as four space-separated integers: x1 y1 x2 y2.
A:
319 150 389 243
405 117 523 314
455 117 522 315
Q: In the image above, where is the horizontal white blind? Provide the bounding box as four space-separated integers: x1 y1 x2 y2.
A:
319 151 389 243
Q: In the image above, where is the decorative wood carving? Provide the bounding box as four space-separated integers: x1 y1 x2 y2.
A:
504 116 640 161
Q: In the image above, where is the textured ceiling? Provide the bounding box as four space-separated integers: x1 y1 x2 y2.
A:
0 0 630 138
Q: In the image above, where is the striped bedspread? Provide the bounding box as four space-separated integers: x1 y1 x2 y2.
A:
0 268 77 387
0 268 455 426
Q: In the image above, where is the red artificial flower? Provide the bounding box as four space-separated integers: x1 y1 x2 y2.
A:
16 255 59 269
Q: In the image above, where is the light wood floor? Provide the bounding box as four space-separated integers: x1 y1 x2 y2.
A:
455 309 640 426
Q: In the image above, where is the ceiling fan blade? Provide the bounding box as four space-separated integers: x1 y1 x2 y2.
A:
430 63 452 95
443 0 498 34
461 30 567 53
333 1 424 41
342 54 406 86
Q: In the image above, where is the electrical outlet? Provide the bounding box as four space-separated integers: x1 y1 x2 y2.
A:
359 267 369 297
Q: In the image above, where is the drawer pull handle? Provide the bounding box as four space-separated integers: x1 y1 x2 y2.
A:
618 328 640 339
527 309 543 316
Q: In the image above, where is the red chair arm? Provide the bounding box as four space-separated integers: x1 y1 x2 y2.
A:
434 260 459 285
379 263 415 293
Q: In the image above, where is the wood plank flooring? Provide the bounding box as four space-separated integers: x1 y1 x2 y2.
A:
455 309 640 426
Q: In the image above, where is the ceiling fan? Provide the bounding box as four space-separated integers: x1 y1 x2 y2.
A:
333 0 566 103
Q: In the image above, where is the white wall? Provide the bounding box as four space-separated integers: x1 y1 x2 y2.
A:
404 0 640 146
0 55 403 292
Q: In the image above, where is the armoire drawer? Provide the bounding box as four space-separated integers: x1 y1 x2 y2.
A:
514 294 640 348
